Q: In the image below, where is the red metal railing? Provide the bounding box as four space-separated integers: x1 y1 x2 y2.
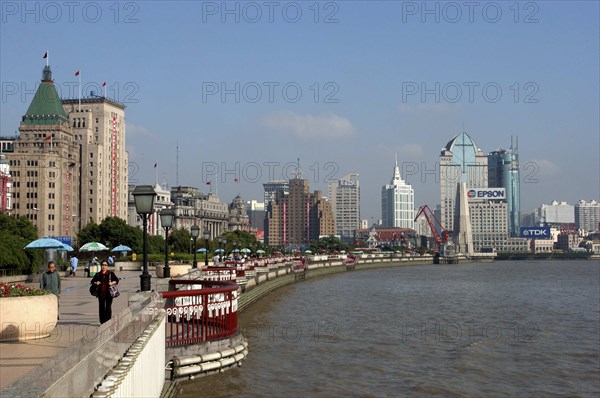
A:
201 267 238 282
161 279 239 347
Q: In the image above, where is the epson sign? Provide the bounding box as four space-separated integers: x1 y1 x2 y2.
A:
520 227 552 239
467 188 506 200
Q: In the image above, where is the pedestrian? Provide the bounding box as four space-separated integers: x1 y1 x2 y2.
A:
91 260 119 324
70 255 78 276
40 260 61 319
40 260 61 295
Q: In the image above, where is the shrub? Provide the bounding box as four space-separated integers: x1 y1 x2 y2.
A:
0 282 50 297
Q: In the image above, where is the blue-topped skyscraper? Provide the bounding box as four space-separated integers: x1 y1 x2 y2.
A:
488 140 520 236
381 157 414 229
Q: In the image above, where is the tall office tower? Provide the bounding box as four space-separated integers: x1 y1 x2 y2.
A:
488 141 520 236
328 173 360 243
7 65 81 238
575 200 600 233
382 158 414 229
246 200 265 231
265 190 287 247
287 178 310 245
62 94 128 229
263 180 289 206
440 132 488 232
309 190 335 239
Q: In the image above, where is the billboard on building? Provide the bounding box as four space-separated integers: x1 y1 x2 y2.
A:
467 188 506 201
519 227 551 239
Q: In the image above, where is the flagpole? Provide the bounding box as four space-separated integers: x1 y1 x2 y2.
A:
46 51 49 67
155 162 158 185
103 83 106 98
78 72 81 112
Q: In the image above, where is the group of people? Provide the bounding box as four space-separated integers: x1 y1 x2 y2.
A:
40 257 119 325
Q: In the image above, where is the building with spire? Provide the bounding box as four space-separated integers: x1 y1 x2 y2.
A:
439 132 488 232
7 65 81 238
381 157 414 229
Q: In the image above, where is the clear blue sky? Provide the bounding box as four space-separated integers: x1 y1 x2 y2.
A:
1 1 598 221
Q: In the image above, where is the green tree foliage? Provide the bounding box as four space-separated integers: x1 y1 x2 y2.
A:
309 235 351 253
222 230 262 252
0 214 42 273
170 228 192 254
147 234 165 254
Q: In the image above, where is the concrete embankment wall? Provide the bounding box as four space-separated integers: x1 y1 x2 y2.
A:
237 255 433 313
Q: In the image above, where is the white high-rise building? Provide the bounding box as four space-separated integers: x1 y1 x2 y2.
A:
575 200 600 233
328 173 360 243
381 158 414 229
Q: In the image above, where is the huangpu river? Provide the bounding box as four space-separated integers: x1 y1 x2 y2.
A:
175 260 600 397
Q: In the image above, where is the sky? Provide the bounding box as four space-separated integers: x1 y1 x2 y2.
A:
1 1 599 222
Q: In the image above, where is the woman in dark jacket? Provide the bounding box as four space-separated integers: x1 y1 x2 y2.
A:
91 260 119 324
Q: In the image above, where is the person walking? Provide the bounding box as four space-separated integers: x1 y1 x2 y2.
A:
40 261 61 319
91 261 119 324
69 255 78 276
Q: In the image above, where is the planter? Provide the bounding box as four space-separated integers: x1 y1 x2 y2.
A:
155 263 192 278
0 294 58 341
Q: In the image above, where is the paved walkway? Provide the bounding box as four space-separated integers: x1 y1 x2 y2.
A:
0 270 151 392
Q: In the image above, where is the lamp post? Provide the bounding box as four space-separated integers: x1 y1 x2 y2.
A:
203 229 210 266
217 236 224 263
191 225 200 268
132 185 157 292
160 208 175 278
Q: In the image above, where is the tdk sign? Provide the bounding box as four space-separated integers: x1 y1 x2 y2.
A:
520 227 552 239
467 188 506 200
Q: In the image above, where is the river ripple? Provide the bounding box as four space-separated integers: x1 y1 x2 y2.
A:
175 260 600 397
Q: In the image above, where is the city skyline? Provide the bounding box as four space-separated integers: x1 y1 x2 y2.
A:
1 2 598 221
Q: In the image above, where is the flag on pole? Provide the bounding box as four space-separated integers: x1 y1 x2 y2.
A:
154 163 157 168
206 181 211 185
102 82 106 87
43 52 48 59
75 71 80 76
234 178 239 182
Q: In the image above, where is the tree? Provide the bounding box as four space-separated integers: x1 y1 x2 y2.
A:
0 214 42 273
170 227 192 254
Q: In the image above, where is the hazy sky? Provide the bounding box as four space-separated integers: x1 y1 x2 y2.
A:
1 1 598 222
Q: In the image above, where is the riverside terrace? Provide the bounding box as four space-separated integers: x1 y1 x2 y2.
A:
0 253 434 397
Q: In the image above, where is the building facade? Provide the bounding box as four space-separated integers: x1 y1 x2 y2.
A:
328 173 360 243
575 200 600 233
7 65 81 238
0 154 12 213
488 144 520 236
381 160 414 229
439 132 488 232
62 96 128 228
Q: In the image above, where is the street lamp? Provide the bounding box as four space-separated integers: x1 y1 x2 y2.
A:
160 208 175 278
203 229 210 266
191 225 200 268
132 185 157 291
217 236 225 263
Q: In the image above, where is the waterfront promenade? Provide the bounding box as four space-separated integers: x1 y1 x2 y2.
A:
0 270 144 393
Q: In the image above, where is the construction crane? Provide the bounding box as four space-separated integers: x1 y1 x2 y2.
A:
414 205 449 251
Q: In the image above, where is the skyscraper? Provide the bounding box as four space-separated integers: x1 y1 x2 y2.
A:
439 132 488 232
488 142 520 236
328 173 360 243
381 158 414 229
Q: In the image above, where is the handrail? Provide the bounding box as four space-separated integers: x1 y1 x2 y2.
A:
160 279 239 347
